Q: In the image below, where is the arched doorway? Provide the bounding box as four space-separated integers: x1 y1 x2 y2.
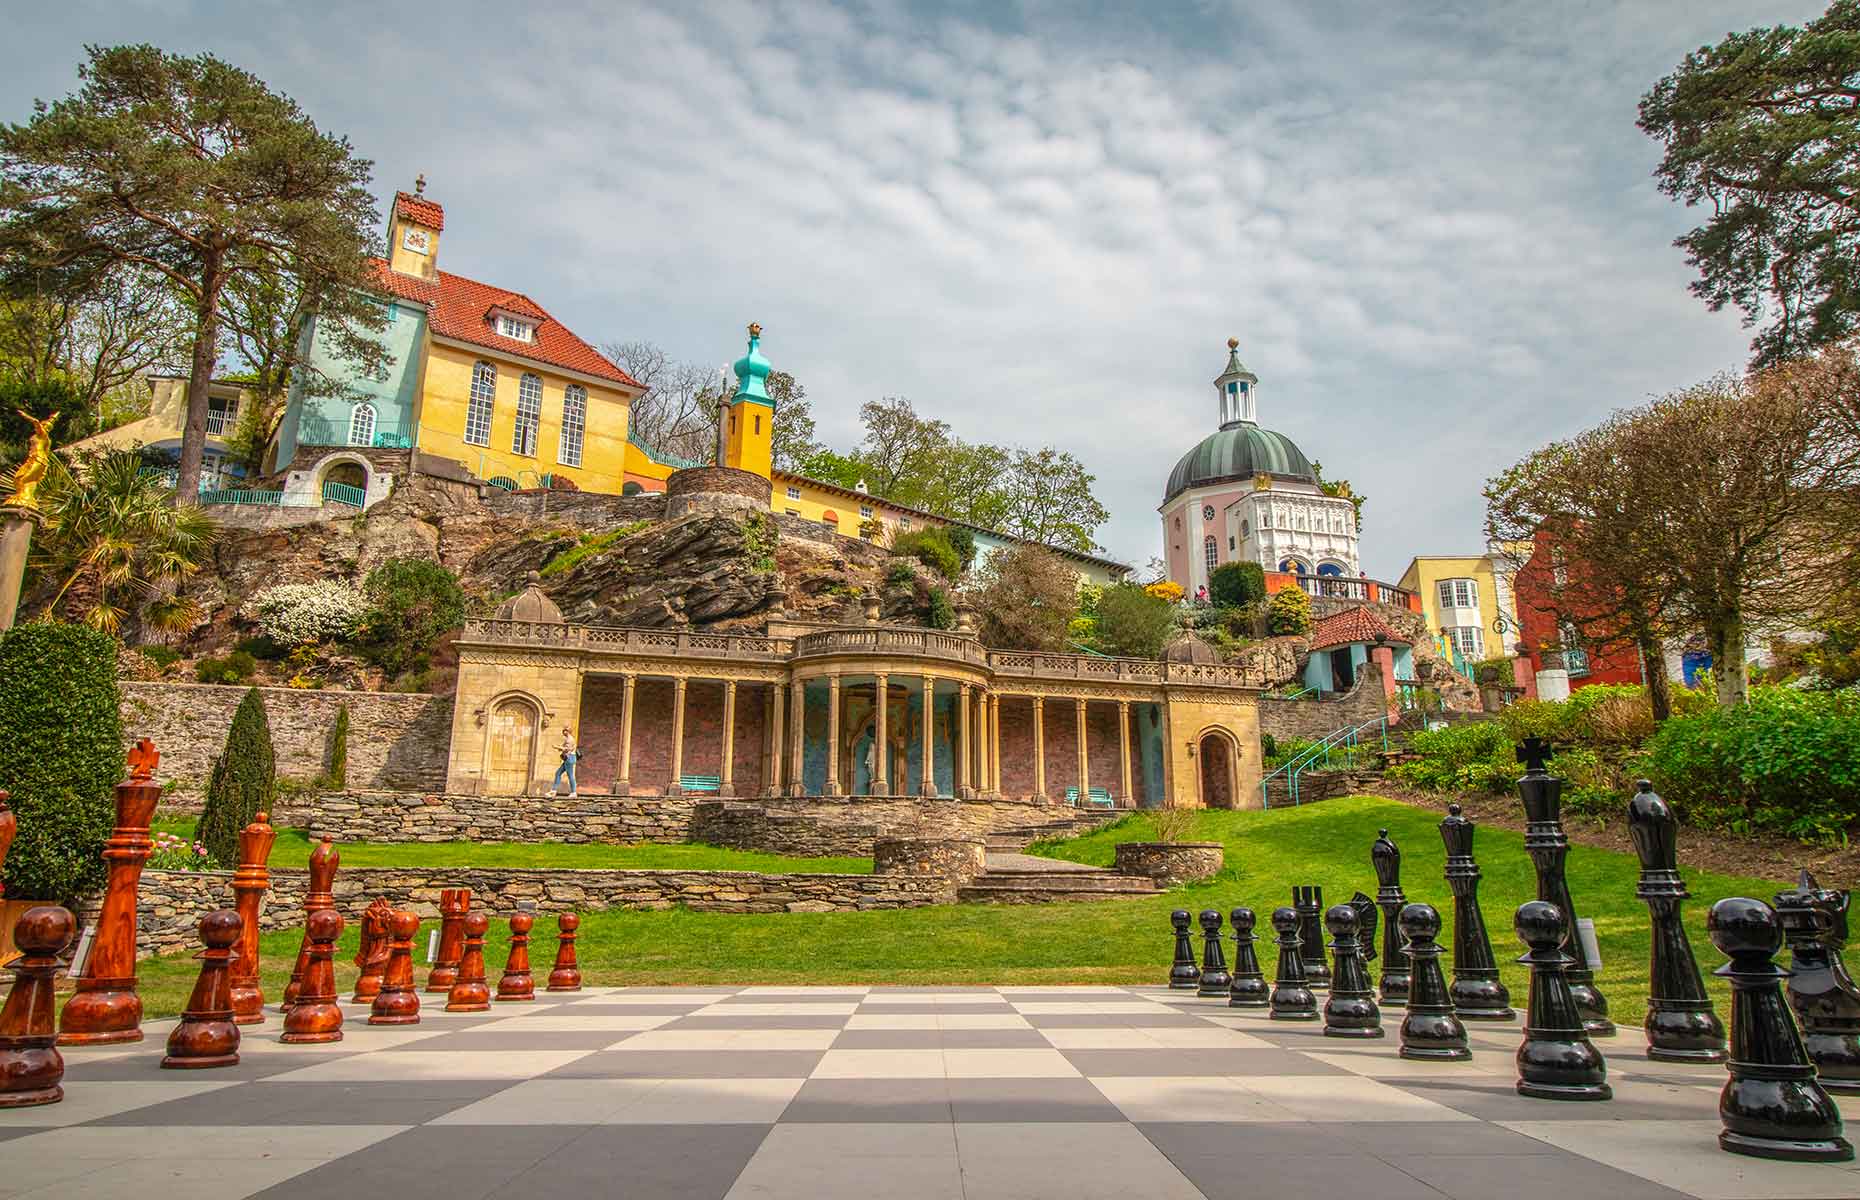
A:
323 460 366 490
1198 730 1239 809
485 696 539 794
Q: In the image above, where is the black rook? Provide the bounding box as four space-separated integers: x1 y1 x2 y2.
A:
1293 885 1331 991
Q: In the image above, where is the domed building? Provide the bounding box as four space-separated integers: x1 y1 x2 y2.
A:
1160 340 1362 597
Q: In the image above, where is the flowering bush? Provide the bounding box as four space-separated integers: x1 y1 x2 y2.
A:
1144 580 1184 604
147 829 213 871
241 580 366 646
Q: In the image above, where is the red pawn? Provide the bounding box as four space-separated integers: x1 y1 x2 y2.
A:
163 909 242 1069
0 905 74 1107
496 912 536 1002
281 909 344 1044
547 912 582 992
370 910 423 1026
425 888 471 993
445 911 491 1012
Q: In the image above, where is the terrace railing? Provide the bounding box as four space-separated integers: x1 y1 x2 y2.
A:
794 626 991 667
1288 573 1417 610
460 619 795 661
322 481 366 507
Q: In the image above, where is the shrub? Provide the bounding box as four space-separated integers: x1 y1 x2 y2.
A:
0 623 123 901
1210 562 1266 609
241 580 366 646
1498 698 1568 744
944 526 977 572
1265 586 1313 636
1145 580 1184 604
1564 685 1655 745
1643 687 1860 842
885 559 917 588
1095 582 1178 659
969 544 1079 651
195 650 256 685
1390 721 1516 794
194 687 277 868
891 529 961 582
361 558 466 675
141 644 182 669
924 585 956 630
324 703 350 789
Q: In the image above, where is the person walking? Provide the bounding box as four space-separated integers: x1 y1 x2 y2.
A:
551 726 578 797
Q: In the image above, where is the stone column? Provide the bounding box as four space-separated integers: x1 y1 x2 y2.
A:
874 673 890 797
667 677 689 795
958 683 973 798
1118 700 1133 807
0 506 44 632
789 680 806 797
1076 698 1090 803
617 674 637 796
1032 696 1047 802
769 681 785 796
826 674 843 797
921 674 937 797
719 680 738 797
990 694 1002 797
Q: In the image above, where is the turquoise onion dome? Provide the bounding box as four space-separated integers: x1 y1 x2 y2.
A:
732 322 773 406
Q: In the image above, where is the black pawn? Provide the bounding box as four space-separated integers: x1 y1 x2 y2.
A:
1169 909 1201 990
1398 903 1469 1060
1269 906 1318 1021
1517 735 1614 1036
1371 829 1410 1006
1515 900 1610 1101
1710 896 1853 1162
1227 908 1270 1008
1439 803 1514 1020
1197 910 1232 997
1774 870 1860 1093
1293 885 1330 991
1629 780 1725 1063
1323 904 1383 1039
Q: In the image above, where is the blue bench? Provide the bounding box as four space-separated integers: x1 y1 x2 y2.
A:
1064 787 1116 809
678 774 722 794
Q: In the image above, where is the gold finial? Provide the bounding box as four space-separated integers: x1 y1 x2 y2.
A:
414 173 426 195
1227 337 1239 350
748 322 762 339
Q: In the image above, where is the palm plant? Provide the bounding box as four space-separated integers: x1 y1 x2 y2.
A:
25 448 217 635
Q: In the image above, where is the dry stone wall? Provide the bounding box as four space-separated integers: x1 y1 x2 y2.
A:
1258 662 1388 744
282 791 697 845
689 795 1088 857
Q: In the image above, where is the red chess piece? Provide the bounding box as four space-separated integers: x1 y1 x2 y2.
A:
0 905 74 1107
547 912 582 992
425 889 471 993
162 909 242 1069
281 909 344 1044
0 791 17 898
496 912 536 1002
370 910 423 1026
59 741 160 1046
445 911 492 1012
229 811 276 1025
350 898 394 1004
282 837 339 1011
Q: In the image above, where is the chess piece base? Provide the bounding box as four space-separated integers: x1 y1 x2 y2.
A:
54 1027 141 1047
1517 1079 1612 1101
56 981 143 1045
445 1001 490 1013
424 969 458 994
1269 1010 1319 1021
1324 1025 1385 1039
0 1046 64 1106
0 1084 62 1108
1455 1006 1516 1021
1196 973 1232 998
278 1030 342 1045
1648 1045 1728 1064
546 980 582 993
1401 1044 1471 1061
1228 987 1270 1009
1719 1130 1855 1163
161 1051 239 1069
495 992 534 1003
1168 978 1199 991
1450 978 1514 1021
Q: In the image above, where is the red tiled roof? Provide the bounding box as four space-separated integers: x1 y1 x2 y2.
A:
1309 606 1408 652
368 259 640 389
394 191 445 231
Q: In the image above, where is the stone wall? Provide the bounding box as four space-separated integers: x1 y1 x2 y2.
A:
1112 841 1225 885
279 791 699 845
122 683 453 802
1258 662 1388 744
485 489 667 527
690 794 1085 857
664 466 769 518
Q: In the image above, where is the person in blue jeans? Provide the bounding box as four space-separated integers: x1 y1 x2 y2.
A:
551 725 578 796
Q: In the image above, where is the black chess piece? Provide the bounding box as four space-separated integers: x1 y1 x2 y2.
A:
1169 909 1201 990
1371 829 1410 1006
1197 910 1232 997
1349 891 1379 967
1293 885 1331 991
1269 906 1319 1021
1628 780 1725 1063
1439 803 1514 1020
1398 903 1470 1060
1514 899 1611 1101
1709 896 1853 1162
1773 871 1860 1093
1228 907 1270 1008
1517 735 1614 1036
1323 903 1383 1039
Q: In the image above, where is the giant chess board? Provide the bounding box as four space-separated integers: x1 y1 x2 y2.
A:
9 985 1858 1200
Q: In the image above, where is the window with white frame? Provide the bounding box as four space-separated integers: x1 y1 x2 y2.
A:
557 385 585 467
348 403 376 447
496 314 535 342
786 486 801 500
205 393 237 436
1204 536 1218 571
859 505 873 519
1447 625 1485 659
465 362 496 446
1437 578 1479 610
900 517 911 529
513 373 542 456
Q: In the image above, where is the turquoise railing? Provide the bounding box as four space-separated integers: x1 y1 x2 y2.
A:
199 489 282 506
322 481 365 507
1259 714 1389 808
486 476 517 491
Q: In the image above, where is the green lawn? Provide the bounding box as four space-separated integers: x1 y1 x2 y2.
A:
135 794 1790 1021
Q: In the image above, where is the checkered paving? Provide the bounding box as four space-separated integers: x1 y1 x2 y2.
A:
11 986 1860 1200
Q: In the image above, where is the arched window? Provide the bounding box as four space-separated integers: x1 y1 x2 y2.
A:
1203 536 1218 571
558 384 586 467
348 403 376 447
465 362 496 446
1279 557 1308 574
1316 561 1344 577
513 373 542 456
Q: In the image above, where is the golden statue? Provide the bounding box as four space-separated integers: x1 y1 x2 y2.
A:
3 410 57 510
1253 471 1273 492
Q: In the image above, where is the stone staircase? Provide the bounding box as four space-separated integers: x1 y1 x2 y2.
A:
957 859 1161 904
984 812 1125 853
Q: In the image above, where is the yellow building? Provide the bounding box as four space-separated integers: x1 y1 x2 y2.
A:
1397 551 1522 663
66 375 253 491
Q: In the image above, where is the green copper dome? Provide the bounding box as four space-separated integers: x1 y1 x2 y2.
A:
1164 422 1314 500
732 322 773 407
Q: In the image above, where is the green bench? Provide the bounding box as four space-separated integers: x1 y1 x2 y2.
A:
1064 786 1116 809
678 774 722 794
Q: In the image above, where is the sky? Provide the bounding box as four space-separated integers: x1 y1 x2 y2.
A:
2 0 1822 578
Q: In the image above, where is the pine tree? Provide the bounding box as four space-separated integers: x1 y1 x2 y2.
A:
324 703 349 789
195 687 276 867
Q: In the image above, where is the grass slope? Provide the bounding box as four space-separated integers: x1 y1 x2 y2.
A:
136 795 1790 1020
